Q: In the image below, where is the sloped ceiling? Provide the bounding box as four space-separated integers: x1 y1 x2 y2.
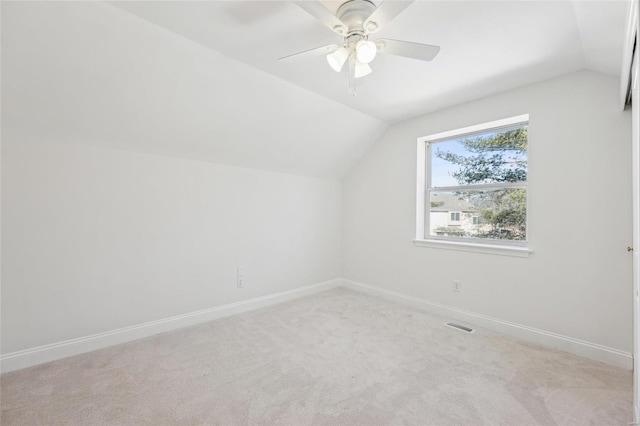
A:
1 2 387 179
2 1 628 179
110 1 628 123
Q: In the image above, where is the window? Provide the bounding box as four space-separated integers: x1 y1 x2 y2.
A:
415 114 530 255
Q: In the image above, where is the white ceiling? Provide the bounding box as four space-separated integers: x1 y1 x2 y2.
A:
2 1 387 179
2 1 629 180
110 0 628 123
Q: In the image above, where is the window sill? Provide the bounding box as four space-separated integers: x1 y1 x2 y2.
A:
413 239 532 258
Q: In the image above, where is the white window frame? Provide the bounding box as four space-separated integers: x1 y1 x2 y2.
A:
414 114 532 257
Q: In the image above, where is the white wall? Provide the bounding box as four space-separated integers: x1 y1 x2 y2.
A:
342 70 633 354
1 130 341 354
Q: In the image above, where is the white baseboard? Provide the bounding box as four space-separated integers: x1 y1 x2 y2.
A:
1 279 341 373
342 278 633 370
3 277 632 373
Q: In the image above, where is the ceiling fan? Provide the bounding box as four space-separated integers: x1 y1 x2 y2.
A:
280 0 440 95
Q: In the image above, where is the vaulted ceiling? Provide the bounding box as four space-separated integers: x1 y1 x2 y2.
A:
1 1 629 179
111 1 628 122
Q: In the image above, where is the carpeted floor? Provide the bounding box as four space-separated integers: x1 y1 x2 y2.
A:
0 287 632 425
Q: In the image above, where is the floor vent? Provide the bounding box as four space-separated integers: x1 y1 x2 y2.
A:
445 322 474 333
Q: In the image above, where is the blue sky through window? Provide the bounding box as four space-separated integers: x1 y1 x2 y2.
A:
431 139 467 187
430 127 527 187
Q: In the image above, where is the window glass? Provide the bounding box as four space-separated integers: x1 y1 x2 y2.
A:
430 189 526 241
430 126 527 187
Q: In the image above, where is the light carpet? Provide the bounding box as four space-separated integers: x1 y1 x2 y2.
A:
0 287 632 425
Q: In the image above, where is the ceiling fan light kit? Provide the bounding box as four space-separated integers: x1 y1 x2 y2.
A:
354 61 372 78
283 0 441 95
355 39 377 64
327 33 375 81
327 46 349 72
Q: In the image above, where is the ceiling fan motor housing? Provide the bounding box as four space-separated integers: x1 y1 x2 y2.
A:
336 0 376 36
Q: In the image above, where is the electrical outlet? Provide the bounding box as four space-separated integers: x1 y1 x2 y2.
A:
452 280 462 292
237 267 245 289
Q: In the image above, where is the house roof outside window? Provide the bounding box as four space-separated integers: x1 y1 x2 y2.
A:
430 193 477 213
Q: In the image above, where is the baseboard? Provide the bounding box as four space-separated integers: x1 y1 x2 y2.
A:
342 278 633 370
3 277 632 373
1 278 341 373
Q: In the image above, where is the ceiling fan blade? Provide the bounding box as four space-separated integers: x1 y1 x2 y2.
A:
376 39 440 61
294 2 347 35
279 44 340 61
364 1 415 33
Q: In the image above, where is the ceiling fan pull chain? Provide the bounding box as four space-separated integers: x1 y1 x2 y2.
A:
348 56 357 96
